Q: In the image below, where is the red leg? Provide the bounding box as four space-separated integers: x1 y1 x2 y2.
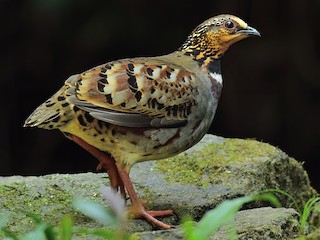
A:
71 135 126 198
117 167 173 229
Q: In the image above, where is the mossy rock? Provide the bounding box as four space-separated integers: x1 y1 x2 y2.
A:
132 135 316 220
0 173 109 237
133 207 300 240
310 201 320 229
295 228 320 240
0 134 317 238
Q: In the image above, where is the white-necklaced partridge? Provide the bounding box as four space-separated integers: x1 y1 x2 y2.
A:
24 14 260 229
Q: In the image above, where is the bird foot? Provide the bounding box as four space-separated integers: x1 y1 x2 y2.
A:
128 208 174 229
71 135 174 229
117 169 174 229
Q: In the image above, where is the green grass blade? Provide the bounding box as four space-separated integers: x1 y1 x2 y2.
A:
0 214 9 230
20 225 48 240
260 189 300 213
185 193 279 240
182 220 195 240
1 215 18 240
253 192 281 208
1 228 19 240
25 212 43 224
60 215 73 240
73 199 117 226
187 196 253 240
300 196 320 233
19 222 57 240
24 212 57 240
44 225 57 240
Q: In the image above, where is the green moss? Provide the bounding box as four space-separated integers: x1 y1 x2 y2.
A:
155 138 278 187
0 173 116 237
129 234 140 240
294 228 320 239
0 181 73 236
140 187 157 204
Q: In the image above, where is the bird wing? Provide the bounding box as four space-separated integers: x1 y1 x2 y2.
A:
66 57 198 128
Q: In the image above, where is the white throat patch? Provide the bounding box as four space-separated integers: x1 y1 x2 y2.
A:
209 72 223 84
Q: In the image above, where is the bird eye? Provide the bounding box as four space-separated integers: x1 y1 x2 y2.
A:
224 20 234 29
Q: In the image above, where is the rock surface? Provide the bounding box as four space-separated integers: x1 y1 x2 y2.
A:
134 207 300 240
0 134 317 239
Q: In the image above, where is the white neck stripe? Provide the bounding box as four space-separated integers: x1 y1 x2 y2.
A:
209 72 223 84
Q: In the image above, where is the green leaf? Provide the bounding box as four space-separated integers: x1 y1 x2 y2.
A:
300 195 320 234
73 199 117 226
19 222 57 240
182 220 196 239
187 196 253 240
0 214 9 230
60 215 73 240
20 225 48 240
24 213 57 240
1 228 19 240
253 192 281 208
43 225 57 240
25 212 43 224
260 189 300 213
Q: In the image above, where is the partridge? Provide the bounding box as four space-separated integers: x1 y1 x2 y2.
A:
24 14 260 229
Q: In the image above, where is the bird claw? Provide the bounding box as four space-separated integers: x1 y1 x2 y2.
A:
140 209 173 229
127 207 174 229
129 209 175 229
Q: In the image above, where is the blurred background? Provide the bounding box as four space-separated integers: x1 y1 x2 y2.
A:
1 0 320 191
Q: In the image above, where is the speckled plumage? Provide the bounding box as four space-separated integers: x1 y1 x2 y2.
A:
24 14 260 229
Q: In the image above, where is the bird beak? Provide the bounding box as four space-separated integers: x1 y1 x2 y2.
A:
237 26 261 37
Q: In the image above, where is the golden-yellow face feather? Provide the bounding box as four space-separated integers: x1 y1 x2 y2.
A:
181 14 260 61
206 15 259 44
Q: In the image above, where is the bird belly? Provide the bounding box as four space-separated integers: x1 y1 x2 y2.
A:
59 99 217 169
60 117 182 167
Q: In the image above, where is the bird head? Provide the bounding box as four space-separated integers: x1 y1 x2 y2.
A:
180 14 260 65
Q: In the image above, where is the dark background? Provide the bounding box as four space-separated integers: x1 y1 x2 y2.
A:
2 1 320 191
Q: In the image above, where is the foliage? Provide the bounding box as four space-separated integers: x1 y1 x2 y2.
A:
183 193 279 240
300 196 320 234
262 189 320 234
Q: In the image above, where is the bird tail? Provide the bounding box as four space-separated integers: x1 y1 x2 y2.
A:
24 85 72 130
24 103 60 129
